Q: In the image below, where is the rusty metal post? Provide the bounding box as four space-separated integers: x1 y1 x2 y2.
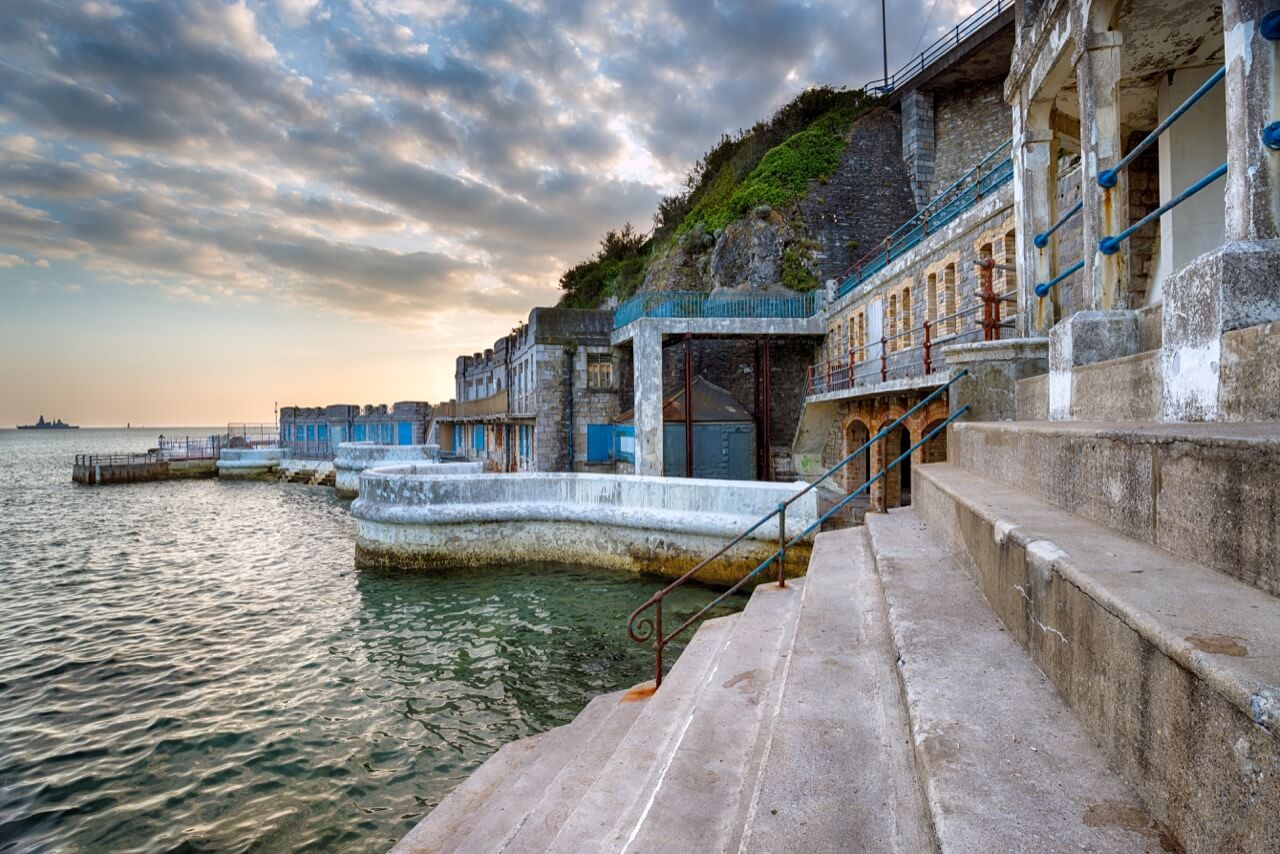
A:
880 336 888 382
777 502 787 587
683 333 694 478
654 599 664 688
923 320 932 374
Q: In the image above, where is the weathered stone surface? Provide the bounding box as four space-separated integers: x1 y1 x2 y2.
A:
1048 309 1139 419
1068 349 1162 421
949 420 1280 596
1162 240 1280 421
1220 320 1280 421
332 442 444 497
708 209 790 292
1016 372 1049 420
216 447 284 479
942 337 1048 422
914 463 1280 852
351 470 817 584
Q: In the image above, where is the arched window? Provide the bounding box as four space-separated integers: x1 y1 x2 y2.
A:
901 285 913 348
942 263 957 335
887 292 899 353
1002 229 1017 294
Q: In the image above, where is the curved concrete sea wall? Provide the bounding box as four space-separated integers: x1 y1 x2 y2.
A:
351 470 819 585
216 447 285 480
333 443 443 498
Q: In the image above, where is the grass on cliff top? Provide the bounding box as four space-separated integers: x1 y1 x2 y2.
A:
674 89 876 237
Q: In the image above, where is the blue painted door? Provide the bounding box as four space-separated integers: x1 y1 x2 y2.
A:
586 425 613 462
398 421 413 445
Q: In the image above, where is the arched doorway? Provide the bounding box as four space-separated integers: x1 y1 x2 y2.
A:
843 419 870 492
871 418 910 511
920 418 948 466
896 425 912 504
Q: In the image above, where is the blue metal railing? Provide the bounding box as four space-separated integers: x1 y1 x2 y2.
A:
864 0 1010 96
628 369 969 687
613 289 821 330
837 140 1013 299
1099 67 1225 189
1034 200 1082 249
1034 259 1084 298
1100 162 1227 255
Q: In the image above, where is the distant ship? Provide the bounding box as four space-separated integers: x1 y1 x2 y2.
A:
17 415 79 430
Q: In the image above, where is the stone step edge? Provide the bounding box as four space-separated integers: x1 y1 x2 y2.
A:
918 462 1280 735
618 578 807 851
953 419 1280 448
546 613 742 850
864 509 1161 851
389 733 548 853
450 689 629 852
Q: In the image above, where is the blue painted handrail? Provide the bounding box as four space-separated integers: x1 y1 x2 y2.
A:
1099 66 1225 189
628 370 970 687
1034 200 1083 249
1099 161 1227 255
1034 259 1084 298
613 289 821 330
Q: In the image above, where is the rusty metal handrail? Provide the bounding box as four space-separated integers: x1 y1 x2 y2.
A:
628 369 969 687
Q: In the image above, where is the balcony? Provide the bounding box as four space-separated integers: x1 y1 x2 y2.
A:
435 389 509 420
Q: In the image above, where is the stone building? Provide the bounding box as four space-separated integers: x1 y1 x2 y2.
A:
278 401 433 459
436 307 619 472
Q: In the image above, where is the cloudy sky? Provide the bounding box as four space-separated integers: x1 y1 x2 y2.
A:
0 0 972 426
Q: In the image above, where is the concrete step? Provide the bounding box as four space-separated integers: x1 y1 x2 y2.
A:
739 528 932 853
949 420 1280 596
618 578 805 852
389 732 549 854
449 690 626 853
497 690 646 851
547 614 740 851
913 462 1280 851
865 508 1165 852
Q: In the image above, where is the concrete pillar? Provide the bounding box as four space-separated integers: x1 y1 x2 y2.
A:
1223 0 1280 242
1076 30 1129 310
1014 101 1057 334
1160 2 1280 421
901 89 936 209
632 322 664 476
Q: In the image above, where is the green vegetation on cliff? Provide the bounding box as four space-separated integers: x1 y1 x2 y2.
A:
557 86 877 308
669 88 875 237
558 223 649 308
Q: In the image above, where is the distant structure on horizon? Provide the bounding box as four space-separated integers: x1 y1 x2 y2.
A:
17 415 78 430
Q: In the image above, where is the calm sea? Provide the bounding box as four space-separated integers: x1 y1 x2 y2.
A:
0 428 737 853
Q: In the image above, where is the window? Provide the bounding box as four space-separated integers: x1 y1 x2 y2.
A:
587 354 614 389
926 272 938 324
886 292 898 353
1002 229 1017 294
941 263 957 335
901 285 913 348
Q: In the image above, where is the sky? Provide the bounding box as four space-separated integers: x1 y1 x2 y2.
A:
0 0 973 427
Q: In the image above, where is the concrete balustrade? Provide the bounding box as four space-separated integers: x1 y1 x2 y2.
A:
351 470 819 584
332 442 443 498
216 447 285 479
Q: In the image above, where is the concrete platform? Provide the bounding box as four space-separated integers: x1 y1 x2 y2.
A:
949 420 1280 595
915 462 1280 851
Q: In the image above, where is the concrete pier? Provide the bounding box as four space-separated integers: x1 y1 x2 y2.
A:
72 453 217 485
333 442 442 498
216 447 285 480
351 470 818 583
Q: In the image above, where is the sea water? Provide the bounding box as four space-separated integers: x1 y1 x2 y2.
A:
0 428 742 852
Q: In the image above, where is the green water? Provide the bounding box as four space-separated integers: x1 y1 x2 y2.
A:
0 428 745 852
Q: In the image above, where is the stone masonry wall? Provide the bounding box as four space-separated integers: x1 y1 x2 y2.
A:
795 107 917 284
901 89 936 209
932 81 1013 190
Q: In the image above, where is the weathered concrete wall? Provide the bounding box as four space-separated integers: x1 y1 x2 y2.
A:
72 459 215 485
216 447 284 479
351 471 818 585
333 443 443 497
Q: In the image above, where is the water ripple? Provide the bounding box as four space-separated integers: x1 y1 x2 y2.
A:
0 429 742 852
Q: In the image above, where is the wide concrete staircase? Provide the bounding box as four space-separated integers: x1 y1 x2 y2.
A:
392 508 1179 851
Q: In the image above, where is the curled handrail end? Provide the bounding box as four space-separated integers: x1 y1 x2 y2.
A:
1099 236 1121 256
1033 233 1049 249
1098 169 1118 189
1034 282 1052 298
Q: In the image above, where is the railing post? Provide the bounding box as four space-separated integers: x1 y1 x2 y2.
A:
654 599 664 688
777 502 787 587
880 336 888 382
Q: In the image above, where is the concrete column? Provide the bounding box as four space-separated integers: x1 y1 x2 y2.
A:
1076 30 1129 310
632 322 664 476
901 89 936 209
1014 101 1057 334
1223 0 1279 241
1160 2 1280 422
